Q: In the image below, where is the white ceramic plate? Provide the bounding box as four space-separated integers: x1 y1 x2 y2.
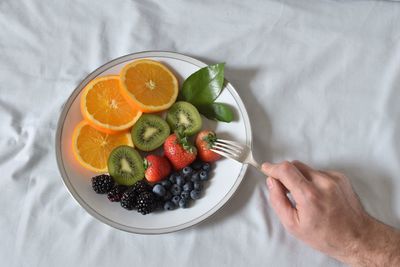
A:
56 51 252 234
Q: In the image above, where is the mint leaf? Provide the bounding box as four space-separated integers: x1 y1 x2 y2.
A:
181 63 225 106
198 103 234 122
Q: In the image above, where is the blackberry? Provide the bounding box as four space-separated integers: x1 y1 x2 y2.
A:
120 189 137 210
107 185 128 202
136 191 157 215
91 174 114 194
132 180 151 194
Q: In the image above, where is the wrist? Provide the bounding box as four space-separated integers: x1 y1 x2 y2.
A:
343 216 400 267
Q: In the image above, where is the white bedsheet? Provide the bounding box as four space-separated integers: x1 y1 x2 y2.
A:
1 0 400 266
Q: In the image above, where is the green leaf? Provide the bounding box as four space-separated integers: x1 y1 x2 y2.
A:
181 63 225 106
198 103 234 123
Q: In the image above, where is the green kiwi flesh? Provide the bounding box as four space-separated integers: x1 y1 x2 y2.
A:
131 114 170 151
166 101 202 136
108 145 144 186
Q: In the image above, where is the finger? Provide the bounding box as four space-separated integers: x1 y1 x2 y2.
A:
262 161 311 198
291 160 319 181
320 171 362 208
267 177 299 232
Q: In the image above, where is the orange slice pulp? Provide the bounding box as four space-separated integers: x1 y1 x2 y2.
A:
119 59 178 112
81 75 142 134
71 120 133 172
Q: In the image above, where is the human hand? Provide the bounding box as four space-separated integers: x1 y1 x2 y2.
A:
262 161 400 267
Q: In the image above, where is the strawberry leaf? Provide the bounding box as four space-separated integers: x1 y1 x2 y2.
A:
203 132 217 149
174 129 195 153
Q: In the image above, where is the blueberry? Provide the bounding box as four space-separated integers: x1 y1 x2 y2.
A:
171 195 181 206
179 198 188 208
181 191 190 200
170 184 182 196
191 160 203 170
202 162 211 172
190 190 201 200
164 201 175 210
190 172 200 182
152 184 166 197
182 166 193 176
193 181 202 191
168 173 177 184
161 180 172 189
199 171 209 181
163 191 172 201
183 182 194 192
176 175 185 186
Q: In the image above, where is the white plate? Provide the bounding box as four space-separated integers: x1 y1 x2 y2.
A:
55 51 252 234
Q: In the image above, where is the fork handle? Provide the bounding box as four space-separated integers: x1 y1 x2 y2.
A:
247 157 262 172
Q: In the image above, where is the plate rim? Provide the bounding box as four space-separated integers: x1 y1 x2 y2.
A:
55 51 252 234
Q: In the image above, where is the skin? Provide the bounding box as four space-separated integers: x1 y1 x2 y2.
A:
262 160 400 267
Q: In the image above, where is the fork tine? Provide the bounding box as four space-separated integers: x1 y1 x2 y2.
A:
213 142 243 154
212 144 241 157
211 148 240 161
215 139 244 149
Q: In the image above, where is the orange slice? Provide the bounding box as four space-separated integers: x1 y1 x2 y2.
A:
119 59 179 112
72 120 133 172
81 75 142 134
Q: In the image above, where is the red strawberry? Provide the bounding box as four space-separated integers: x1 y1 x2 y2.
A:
144 155 172 183
164 132 197 170
195 130 221 162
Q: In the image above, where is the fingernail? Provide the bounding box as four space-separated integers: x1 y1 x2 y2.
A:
266 177 273 189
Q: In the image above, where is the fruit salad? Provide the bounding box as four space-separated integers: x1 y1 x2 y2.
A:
72 59 230 215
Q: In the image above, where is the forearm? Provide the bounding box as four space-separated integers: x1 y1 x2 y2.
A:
345 218 400 267
262 161 400 267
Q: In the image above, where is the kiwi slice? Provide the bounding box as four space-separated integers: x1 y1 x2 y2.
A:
108 146 145 186
166 101 202 136
131 114 170 151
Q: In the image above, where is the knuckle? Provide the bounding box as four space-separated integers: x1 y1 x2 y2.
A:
291 160 301 165
280 161 293 173
322 178 339 192
336 173 347 181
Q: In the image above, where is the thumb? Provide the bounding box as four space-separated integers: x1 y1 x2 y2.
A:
261 161 272 176
266 177 298 232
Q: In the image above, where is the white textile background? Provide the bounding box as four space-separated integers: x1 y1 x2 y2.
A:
1 0 400 266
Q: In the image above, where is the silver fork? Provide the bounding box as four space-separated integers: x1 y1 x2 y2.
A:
211 139 262 172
